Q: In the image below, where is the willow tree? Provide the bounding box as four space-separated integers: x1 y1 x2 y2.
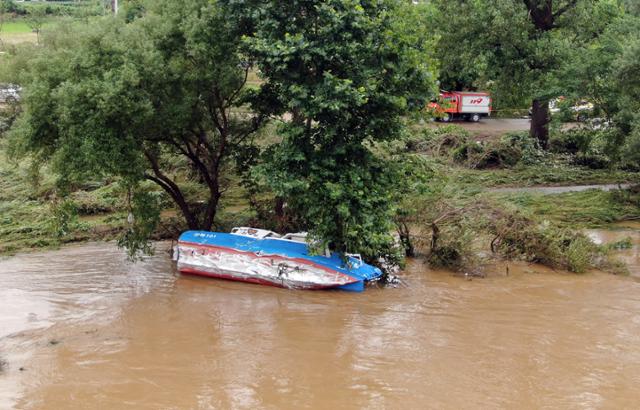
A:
234 0 436 257
9 0 263 251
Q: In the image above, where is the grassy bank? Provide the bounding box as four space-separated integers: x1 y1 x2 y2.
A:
489 189 640 227
1 21 32 34
0 145 116 255
452 165 640 187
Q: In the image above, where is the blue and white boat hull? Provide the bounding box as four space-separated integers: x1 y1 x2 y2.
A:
175 231 382 292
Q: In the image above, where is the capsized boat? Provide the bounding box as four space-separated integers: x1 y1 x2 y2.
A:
173 227 383 291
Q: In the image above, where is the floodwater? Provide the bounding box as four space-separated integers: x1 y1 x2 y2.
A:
1 228 639 409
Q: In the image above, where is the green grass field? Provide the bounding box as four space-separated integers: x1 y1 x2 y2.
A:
1 21 32 34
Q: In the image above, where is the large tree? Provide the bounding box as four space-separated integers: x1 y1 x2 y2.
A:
235 0 436 257
614 38 640 167
8 1 263 243
433 0 619 149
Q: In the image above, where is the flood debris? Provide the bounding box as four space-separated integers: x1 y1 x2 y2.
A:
397 196 630 275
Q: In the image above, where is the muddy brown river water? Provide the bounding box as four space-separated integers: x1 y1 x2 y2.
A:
1 225 639 409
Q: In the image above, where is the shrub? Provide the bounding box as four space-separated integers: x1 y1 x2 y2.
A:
467 139 522 169
501 132 546 165
572 153 610 169
455 133 542 169
427 223 478 270
47 198 80 238
565 235 598 273
412 129 546 169
549 129 594 155
405 125 470 153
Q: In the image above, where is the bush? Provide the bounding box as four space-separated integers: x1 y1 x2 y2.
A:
572 153 610 169
454 133 543 169
489 210 607 273
565 235 598 273
405 124 470 153
621 125 640 171
501 132 547 165
69 190 117 215
467 139 521 169
427 223 477 270
0 0 26 15
47 198 80 238
409 128 546 169
549 129 594 155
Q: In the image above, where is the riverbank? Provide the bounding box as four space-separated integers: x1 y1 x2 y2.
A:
1 137 639 257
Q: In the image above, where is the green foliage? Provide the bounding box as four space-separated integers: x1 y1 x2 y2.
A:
47 197 81 238
0 0 23 15
432 0 629 146
404 188 613 274
613 38 640 168
6 0 265 256
493 217 598 273
604 237 633 250
550 129 596 155
622 125 640 170
409 126 547 169
2 1 105 18
241 0 436 259
559 10 640 165
117 189 161 260
501 189 640 228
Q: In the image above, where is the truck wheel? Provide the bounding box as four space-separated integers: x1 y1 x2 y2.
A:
470 114 481 122
441 113 452 122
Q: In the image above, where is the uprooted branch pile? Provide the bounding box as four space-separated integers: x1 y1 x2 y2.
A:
406 125 546 169
396 197 627 275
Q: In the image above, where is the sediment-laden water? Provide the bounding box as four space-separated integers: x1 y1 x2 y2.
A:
1 226 639 409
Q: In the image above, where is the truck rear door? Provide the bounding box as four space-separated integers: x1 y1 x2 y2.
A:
459 95 491 114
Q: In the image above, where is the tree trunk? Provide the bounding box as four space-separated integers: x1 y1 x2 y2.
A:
397 222 415 257
530 99 550 149
275 197 291 233
430 222 439 253
200 194 220 232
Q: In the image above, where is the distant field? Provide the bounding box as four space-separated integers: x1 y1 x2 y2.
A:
1 21 32 34
1 20 42 44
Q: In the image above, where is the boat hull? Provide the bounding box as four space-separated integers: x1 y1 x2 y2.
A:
177 241 360 290
175 231 383 292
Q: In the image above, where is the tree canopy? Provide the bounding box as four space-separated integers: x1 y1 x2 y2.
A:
237 0 436 257
7 0 264 254
432 0 624 148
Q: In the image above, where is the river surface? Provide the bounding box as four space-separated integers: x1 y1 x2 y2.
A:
1 226 639 409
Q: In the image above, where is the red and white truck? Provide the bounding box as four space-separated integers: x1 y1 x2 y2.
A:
428 91 492 122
